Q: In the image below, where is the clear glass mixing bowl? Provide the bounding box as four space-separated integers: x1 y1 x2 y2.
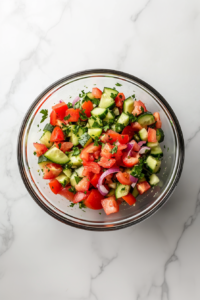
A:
17 69 184 230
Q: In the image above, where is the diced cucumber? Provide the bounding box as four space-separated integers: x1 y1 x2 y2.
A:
156 128 165 143
56 173 69 187
70 128 85 146
86 92 95 100
146 156 161 173
88 116 103 128
91 107 107 119
103 87 118 98
147 142 158 148
111 123 124 133
115 184 130 199
149 174 160 185
150 145 163 157
40 131 53 148
117 112 129 126
132 186 139 198
138 112 155 126
70 172 79 187
75 166 84 177
43 123 54 133
138 128 148 141
134 133 140 142
113 107 120 116
99 94 115 109
66 125 75 137
107 189 116 196
123 97 135 114
63 168 72 178
38 155 51 169
88 128 102 138
79 132 93 147
44 147 69 164
103 110 115 122
68 153 83 168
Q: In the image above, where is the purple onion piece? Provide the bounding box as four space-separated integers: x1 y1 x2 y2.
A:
98 185 109 196
138 141 146 147
139 146 150 154
72 96 80 106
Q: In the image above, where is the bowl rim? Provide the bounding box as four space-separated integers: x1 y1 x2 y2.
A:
17 69 185 231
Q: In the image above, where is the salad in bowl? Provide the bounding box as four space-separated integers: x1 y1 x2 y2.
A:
33 85 165 216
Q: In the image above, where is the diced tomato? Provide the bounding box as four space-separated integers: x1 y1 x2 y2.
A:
80 142 101 161
116 143 127 151
33 143 48 157
73 191 91 203
65 108 80 122
148 128 157 142
117 198 124 205
122 126 135 141
136 181 151 195
131 122 143 132
58 186 75 201
52 102 68 120
156 120 162 129
92 87 102 99
83 161 101 174
100 143 114 159
122 193 136 205
153 112 160 122
98 157 116 168
94 150 101 159
122 152 140 167
50 110 57 126
101 196 119 215
114 149 123 164
116 172 133 185
82 168 93 180
90 173 102 188
49 179 62 195
82 100 93 117
132 100 147 116
54 142 73 153
43 163 63 179
115 93 125 108
104 130 129 144
130 140 140 152
50 126 65 142
88 153 95 161
75 177 90 192
84 189 104 210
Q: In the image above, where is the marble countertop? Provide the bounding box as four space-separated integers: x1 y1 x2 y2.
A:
1 0 200 299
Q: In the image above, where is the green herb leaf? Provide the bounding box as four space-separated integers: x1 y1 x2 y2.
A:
127 112 137 123
72 147 80 156
70 203 76 207
33 151 36 155
67 102 73 108
79 202 86 209
40 109 48 123
58 143 61 149
69 187 76 194
110 145 118 154
64 114 71 121
115 83 122 86
80 109 88 120
75 176 81 184
131 157 146 179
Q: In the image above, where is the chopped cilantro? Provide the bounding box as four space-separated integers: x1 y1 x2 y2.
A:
141 106 144 113
72 147 80 156
70 203 76 207
131 156 146 179
119 95 122 99
110 145 118 154
75 176 81 184
84 191 87 194
58 143 61 149
67 102 73 108
103 124 110 132
127 112 137 123
79 202 86 209
74 101 81 109
64 114 71 121
121 187 125 191
110 93 116 99
132 94 136 99
80 109 88 120
33 151 36 155
94 136 102 146
69 187 76 194
40 109 48 123
115 83 122 86
91 98 100 106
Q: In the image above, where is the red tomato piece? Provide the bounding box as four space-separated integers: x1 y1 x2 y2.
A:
73 191 91 203
83 161 101 174
156 120 162 128
116 172 133 185
49 179 62 195
33 143 48 157
52 102 68 120
50 110 57 126
50 126 65 142
105 130 129 144
115 93 125 108
88 154 95 161
75 177 90 192
94 150 101 159
122 152 140 167
153 112 160 122
132 100 147 116
43 163 63 179
136 181 151 195
148 128 157 142
65 108 80 122
82 100 93 117
122 193 136 205
114 149 123 164
116 143 127 151
101 196 119 215
80 142 101 161
84 189 104 210
54 142 73 153
58 186 75 202
131 122 143 132
122 126 135 141
92 87 102 99
98 157 116 168
130 140 140 152
82 168 94 180
100 143 114 159
90 173 102 188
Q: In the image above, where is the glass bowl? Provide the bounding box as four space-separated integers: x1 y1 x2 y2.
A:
17 69 184 231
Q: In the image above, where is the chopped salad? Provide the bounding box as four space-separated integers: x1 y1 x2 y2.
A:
33 86 165 215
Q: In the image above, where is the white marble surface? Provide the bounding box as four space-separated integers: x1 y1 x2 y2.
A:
0 0 200 299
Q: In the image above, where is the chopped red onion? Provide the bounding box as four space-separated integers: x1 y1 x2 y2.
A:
72 96 80 106
138 141 146 147
98 168 120 196
129 175 138 184
98 185 109 196
131 182 137 188
126 143 134 157
59 100 63 103
139 146 150 154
